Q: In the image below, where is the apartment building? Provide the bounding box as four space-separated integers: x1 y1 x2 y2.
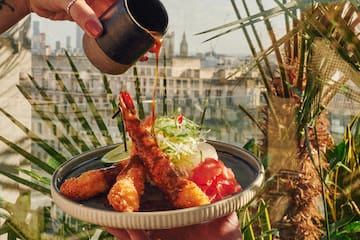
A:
23 22 265 160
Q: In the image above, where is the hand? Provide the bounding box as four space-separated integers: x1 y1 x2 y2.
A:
27 0 104 37
105 213 243 240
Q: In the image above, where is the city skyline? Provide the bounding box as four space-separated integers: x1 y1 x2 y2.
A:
31 1 283 56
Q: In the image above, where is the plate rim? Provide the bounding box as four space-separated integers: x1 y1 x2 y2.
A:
51 140 265 229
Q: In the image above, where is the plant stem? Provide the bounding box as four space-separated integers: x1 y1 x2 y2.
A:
304 125 331 240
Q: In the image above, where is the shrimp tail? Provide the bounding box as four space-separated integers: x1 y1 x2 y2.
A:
118 91 210 208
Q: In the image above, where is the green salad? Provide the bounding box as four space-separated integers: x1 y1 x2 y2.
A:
101 113 217 175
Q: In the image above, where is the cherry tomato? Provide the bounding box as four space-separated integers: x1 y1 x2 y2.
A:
190 158 242 202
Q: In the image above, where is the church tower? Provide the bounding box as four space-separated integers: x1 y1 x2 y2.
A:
180 32 188 57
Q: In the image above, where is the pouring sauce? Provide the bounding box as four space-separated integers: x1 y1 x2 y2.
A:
149 32 163 124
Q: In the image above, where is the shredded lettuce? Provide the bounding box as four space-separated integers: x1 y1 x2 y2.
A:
154 113 209 166
102 112 212 174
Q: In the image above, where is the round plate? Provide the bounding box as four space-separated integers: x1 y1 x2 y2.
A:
51 140 264 229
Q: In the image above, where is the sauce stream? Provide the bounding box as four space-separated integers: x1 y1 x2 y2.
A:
149 32 163 126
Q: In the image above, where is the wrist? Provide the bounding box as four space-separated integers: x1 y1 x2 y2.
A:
0 0 32 34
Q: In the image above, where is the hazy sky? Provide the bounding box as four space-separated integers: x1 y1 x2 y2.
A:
32 0 282 56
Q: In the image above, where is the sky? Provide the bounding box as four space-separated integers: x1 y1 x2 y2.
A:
32 0 282 56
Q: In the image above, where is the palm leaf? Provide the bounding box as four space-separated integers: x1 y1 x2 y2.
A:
133 66 145 120
257 199 273 240
65 51 113 145
46 59 102 148
230 0 274 93
0 169 50 195
240 208 256 240
196 1 298 39
239 198 278 239
16 167 51 186
238 103 266 135
26 74 90 152
0 136 55 174
16 84 80 156
256 0 291 98
0 193 45 240
0 107 66 163
0 220 28 240
102 74 124 134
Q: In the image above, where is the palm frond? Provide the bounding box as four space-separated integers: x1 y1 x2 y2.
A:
238 103 266 135
230 0 274 93
102 74 124 134
65 51 114 145
0 136 55 174
239 199 278 239
0 169 50 195
16 167 51 186
133 66 145 120
46 59 102 148
26 74 91 152
256 0 291 98
196 1 298 38
16 85 80 156
0 107 66 163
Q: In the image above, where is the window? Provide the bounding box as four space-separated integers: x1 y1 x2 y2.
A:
38 122 42 134
53 124 57 136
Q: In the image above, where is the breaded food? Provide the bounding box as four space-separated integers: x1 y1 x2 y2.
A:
118 91 210 208
60 161 126 201
107 155 145 212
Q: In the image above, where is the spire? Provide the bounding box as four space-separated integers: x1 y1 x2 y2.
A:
180 31 188 57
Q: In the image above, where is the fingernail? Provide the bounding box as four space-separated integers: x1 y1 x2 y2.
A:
139 55 149 62
85 19 103 37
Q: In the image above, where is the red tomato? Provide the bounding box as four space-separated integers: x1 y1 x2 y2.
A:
190 158 242 202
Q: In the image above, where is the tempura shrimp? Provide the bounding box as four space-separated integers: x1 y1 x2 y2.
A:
118 91 210 208
107 155 145 212
60 161 127 201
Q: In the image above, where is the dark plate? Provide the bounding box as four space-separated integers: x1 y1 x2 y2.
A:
51 140 264 229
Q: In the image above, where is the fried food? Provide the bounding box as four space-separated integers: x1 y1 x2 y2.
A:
60 161 127 201
118 91 210 208
60 92 210 211
107 155 145 212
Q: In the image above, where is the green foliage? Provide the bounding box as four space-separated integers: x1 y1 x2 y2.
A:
322 216 360 240
199 0 360 239
239 199 279 240
0 53 120 239
2 1 360 239
0 193 44 240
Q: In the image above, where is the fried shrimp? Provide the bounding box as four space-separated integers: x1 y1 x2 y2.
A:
118 91 210 208
60 161 127 201
107 155 146 212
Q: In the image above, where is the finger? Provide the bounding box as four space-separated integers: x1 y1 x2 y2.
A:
34 9 72 21
104 227 131 240
67 0 103 37
29 1 72 21
149 44 157 53
127 230 151 240
149 213 242 240
139 55 149 62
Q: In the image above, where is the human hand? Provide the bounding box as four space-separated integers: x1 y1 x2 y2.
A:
105 213 243 240
27 0 107 37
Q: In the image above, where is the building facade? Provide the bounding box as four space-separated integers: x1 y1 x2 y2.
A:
24 20 266 161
